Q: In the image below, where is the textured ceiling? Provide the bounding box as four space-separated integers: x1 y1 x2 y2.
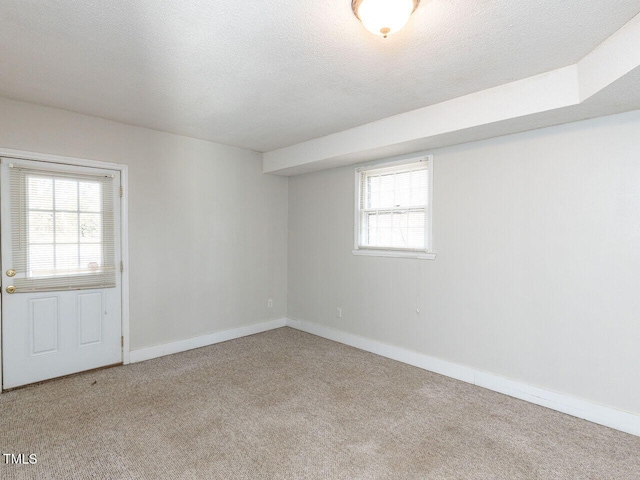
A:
1 1 639 152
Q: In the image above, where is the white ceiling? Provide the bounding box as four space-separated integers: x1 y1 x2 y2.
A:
1 1 639 153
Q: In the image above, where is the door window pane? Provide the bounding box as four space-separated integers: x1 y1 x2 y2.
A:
79 182 101 212
28 177 53 210
55 212 79 243
56 244 78 270
29 212 54 243
80 244 101 269
25 175 105 277
29 245 54 275
10 165 116 291
54 179 78 211
80 213 102 243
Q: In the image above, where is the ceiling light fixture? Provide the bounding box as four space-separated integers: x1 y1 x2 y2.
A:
352 0 420 38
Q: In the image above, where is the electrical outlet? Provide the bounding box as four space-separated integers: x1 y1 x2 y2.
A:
336 307 342 318
267 299 273 308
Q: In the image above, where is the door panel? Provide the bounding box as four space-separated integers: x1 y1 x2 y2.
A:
30 297 59 355
78 292 103 346
1 157 122 389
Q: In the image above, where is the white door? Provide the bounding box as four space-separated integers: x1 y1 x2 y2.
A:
1 157 122 389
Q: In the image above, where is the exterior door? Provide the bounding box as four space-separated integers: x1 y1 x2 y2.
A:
1 157 122 389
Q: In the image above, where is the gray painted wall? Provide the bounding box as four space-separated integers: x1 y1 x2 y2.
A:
0 97 288 350
288 110 640 415
2 93 638 417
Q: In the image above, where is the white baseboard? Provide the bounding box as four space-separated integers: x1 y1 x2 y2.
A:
286 317 640 438
129 318 287 364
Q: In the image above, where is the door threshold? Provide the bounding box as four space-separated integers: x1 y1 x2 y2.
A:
2 362 123 392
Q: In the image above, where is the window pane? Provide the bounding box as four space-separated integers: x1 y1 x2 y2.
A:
366 213 377 245
80 244 101 269
29 244 54 276
408 228 425 248
56 244 79 270
79 181 101 212
408 211 426 248
395 172 411 207
367 176 380 209
363 210 427 249
408 210 425 227
376 212 392 246
410 170 428 206
378 227 392 246
392 211 407 228
55 179 78 211
367 213 378 229
80 213 102 243
55 212 79 243
29 212 54 243
392 228 407 247
377 212 392 228
379 174 394 207
392 211 408 247
28 177 53 210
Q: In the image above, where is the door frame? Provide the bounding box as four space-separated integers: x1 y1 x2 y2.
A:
0 147 130 390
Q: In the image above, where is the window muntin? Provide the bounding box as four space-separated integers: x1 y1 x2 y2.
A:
356 158 431 252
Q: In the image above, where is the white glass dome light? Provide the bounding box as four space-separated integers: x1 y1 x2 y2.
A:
352 0 420 38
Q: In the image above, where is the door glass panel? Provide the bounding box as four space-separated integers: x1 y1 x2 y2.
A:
54 179 78 211
26 174 105 278
55 212 79 243
56 244 78 271
28 177 53 210
29 212 54 243
29 245 54 276
79 182 101 212
80 213 102 242
80 244 101 268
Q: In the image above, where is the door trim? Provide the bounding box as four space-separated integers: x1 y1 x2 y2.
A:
0 147 130 390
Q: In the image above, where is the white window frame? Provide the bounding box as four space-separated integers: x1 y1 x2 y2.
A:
353 155 436 260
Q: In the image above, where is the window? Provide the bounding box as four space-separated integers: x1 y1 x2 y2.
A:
354 156 435 259
9 164 117 291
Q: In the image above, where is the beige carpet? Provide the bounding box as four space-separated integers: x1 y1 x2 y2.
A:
0 327 638 479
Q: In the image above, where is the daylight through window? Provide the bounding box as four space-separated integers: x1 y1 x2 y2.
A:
9 165 117 292
355 157 432 254
27 175 104 277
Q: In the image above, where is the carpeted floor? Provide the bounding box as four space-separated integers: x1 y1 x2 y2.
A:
0 327 638 479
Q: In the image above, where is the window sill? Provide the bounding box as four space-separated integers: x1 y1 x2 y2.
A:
351 249 436 260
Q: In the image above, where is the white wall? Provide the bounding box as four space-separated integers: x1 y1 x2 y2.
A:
0 97 288 350
288 110 640 416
